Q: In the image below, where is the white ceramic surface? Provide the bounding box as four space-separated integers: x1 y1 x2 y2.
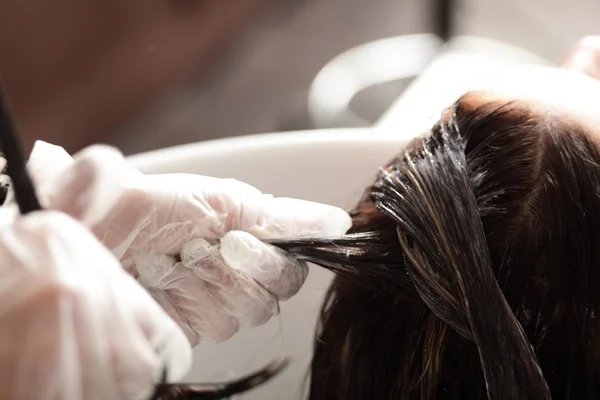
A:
376 36 553 132
127 129 412 400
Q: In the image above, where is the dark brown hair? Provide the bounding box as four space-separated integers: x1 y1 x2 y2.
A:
271 93 600 399
150 356 289 400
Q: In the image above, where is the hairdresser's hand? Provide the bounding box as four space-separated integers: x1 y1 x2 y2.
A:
24 141 352 345
562 36 600 80
0 210 192 400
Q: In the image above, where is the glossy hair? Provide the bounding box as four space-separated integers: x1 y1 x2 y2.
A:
271 93 600 399
150 356 289 400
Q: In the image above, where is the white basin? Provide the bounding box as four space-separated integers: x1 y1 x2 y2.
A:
126 128 411 399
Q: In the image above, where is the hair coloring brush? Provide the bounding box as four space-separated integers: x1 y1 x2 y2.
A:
0 84 41 214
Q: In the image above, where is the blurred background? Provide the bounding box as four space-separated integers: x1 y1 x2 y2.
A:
1 0 599 155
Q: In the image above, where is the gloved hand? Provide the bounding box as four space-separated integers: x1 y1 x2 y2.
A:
18 141 352 346
0 183 191 400
561 36 600 80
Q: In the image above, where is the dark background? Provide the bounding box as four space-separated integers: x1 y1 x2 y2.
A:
2 0 598 155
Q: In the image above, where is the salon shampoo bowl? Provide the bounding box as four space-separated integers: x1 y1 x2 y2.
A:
126 129 410 399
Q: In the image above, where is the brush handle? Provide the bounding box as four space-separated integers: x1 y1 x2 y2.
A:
0 86 41 214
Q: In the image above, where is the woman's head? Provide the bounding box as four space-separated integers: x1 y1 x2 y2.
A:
474 65 600 138
273 73 600 399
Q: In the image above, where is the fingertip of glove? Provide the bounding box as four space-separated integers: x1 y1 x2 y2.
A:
219 231 262 270
259 198 352 239
27 141 74 188
59 145 127 227
73 145 125 170
317 206 353 237
30 140 72 163
219 231 308 299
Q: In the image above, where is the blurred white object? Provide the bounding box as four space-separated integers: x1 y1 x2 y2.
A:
0 210 191 400
126 128 411 399
24 141 351 348
376 36 553 137
308 34 445 128
309 34 552 138
561 36 600 80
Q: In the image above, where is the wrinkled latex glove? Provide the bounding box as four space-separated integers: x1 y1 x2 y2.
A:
0 209 191 400
561 36 600 80
20 141 352 345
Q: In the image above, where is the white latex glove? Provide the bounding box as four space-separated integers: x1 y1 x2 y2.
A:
0 209 191 400
21 141 352 345
562 36 600 80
